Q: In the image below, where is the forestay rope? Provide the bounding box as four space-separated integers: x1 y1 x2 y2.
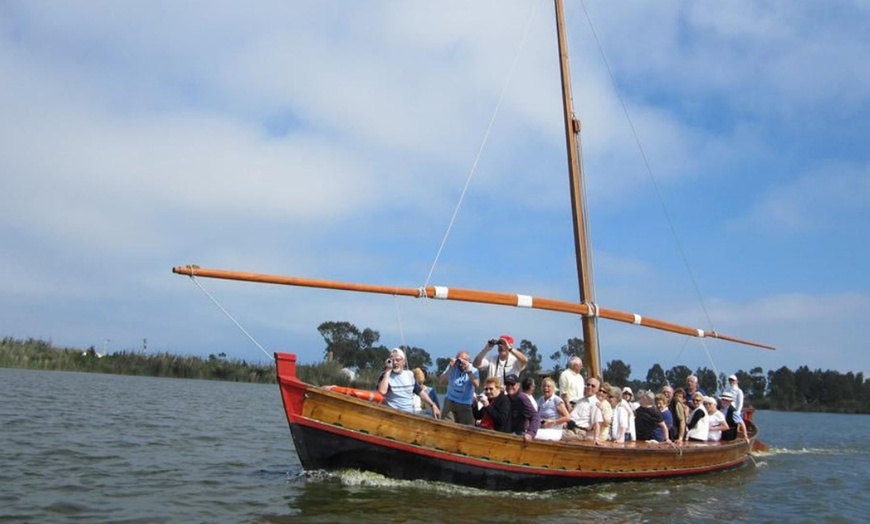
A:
422 3 540 289
185 273 274 361
579 0 724 382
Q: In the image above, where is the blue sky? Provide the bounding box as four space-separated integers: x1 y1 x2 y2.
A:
2 1 869 380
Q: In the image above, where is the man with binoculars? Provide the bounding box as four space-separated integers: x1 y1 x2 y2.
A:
472 335 528 386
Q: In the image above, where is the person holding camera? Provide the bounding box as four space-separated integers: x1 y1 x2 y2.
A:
472 335 528 386
473 376 511 432
438 350 479 425
378 348 441 418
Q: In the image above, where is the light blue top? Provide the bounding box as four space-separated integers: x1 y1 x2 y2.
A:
444 364 479 405
383 369 417 412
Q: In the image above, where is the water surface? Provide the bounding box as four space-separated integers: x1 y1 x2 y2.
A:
1 368 867 522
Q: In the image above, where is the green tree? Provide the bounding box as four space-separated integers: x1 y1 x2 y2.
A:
400 345 432 372
696 367 718 394
666 365 692 389
603 359 631 386
435 357 450 375
549 337 584 371
520 339 543 378
645 363 666 392
767 366 797 409
317 321 387 370
747 367 767 400
794 365 814 405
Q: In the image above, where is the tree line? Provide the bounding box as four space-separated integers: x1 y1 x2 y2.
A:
315 321 870 414
5 324 870 414
0 336 276 383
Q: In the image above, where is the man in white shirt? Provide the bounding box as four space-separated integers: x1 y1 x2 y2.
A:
472 335 527 385
727 374 745 413
565 378 603 442
559 356 585 409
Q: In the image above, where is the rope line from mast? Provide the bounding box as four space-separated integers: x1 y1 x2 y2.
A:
579 0 724 374
422 3 540 289
184 271 273 361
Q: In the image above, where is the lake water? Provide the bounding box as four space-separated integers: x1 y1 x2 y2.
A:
2 368 868 523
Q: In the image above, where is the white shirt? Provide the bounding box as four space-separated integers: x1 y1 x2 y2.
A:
612 400 636 441
558 368 585 403
707 410 727 442
569 395 602 430
480 354 524 383
729 384 745 413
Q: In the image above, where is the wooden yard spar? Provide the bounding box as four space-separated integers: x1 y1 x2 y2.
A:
172 265 775 351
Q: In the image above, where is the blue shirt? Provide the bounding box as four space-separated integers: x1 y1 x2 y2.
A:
444 364 478 405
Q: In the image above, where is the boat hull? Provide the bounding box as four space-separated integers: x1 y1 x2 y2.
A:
277 353 756 490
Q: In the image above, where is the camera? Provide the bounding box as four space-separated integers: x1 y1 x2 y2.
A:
384 358 393 368
488 339 498 345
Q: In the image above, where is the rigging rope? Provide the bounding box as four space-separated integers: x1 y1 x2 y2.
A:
185 274 274 361
578 0 722 378
393 294 407 350
422 3 540 288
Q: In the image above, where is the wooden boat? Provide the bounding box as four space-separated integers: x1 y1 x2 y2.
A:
173 0 772 489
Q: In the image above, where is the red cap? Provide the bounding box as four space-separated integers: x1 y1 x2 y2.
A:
499 335 514 346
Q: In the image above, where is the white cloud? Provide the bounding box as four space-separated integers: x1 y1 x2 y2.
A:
2 1 869 379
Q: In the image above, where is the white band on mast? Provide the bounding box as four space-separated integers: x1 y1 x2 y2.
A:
434 286 449 299
696 329 705 338
516 294 533 308
633 314 642 325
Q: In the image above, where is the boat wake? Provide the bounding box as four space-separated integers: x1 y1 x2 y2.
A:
301 468 584 498
754 446 849 458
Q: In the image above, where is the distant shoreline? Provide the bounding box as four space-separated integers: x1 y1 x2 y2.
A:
3 336 868 414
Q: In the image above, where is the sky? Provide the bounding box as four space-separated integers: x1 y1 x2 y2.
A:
2 1 869 381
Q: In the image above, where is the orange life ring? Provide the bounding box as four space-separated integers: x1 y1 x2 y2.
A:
324 385 385 403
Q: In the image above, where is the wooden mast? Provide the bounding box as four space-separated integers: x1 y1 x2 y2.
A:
554 0 600 378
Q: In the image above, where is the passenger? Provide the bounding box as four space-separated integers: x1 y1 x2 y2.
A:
472 335 528 385
613 386 636 443
635 390 668 442
377 348 441 418
609 386 633 443
558 356 585 409
727 374 745 413
719 391 750 443
412 367 439 416
564 378 603 442
661 384 674 404
622 386 639 410
472 376 511 432
669 387 689 442
537 377 570 430
522 376 538 411
655 393 675 441
504 373 540 442
685 375 706 410
596 381 614 441
437 350 479 425
705 396 729 442
685 392 708 442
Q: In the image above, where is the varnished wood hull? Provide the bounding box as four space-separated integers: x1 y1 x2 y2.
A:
277 352 757 490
